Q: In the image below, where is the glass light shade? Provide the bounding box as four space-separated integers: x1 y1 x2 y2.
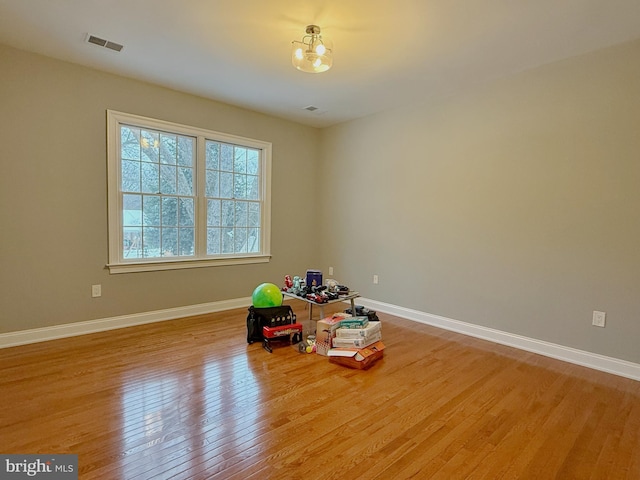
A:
291 30 333 73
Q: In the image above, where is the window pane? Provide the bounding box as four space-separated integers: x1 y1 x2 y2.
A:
179 228 194 256
234 148 247 173
220 172 233 198
221 200 234 227
162 227 178 256
206 170 219 198
162 197 178 226
140 130 160 162
179 198 194 227
160 164 176 195
207 228 221 254
123 194 142 226
235 201 248 227
248 228 260 253
247 175 259 200
247 149 259 175
206 141 219 170
177 167 193 196
121 126 141 161
123 227 142 258
207 199 221 227
221 144 233 171
122 160 141 193
178 136 194 167
142 227 160 257
234 228 248 253
143 195 160 226
159 134 177 164
221 227 234 253
141 162 159 193
234 174 247 199
248 202 260 227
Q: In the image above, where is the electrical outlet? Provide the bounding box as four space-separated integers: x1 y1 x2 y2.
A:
373 274 379 284
92 284 102 298
592 311 606 327
329 266 334 276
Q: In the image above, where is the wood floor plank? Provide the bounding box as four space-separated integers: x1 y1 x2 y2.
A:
1 301 639 479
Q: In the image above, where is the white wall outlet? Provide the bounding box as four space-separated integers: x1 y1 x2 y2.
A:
373 274 379 284
329 266 334 276
592 310 606 327
92 284 102 298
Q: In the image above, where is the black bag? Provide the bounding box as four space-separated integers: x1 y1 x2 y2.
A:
246 305 297 344
344 305 379 322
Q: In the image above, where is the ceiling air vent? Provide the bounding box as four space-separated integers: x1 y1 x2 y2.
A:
86 34 124 52
304 105 319 112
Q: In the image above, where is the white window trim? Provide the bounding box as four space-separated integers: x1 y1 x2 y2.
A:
106 110 271 274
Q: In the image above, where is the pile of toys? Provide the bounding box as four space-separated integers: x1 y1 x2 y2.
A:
281 270 350 304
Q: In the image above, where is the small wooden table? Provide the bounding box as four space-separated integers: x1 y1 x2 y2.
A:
282 291 360 329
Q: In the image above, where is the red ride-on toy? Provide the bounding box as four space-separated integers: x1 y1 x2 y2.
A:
262 323 303 353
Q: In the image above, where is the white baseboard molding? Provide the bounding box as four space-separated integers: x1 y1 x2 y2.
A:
3 296 639 382
0 297 252 350
357 298 640 382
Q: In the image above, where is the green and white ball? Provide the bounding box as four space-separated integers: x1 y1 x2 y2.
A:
251 282 283 308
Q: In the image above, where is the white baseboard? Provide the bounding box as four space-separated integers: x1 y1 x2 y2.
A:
0 297 252 349
357 298 640 382
3 296 639 382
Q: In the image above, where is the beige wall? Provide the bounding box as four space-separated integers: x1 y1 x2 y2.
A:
0 44 321 333
2 39 639 365
320 39 640 363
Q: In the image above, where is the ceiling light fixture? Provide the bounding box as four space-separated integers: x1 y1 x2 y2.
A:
291 25 333 73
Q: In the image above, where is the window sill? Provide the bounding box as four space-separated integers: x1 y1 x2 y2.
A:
107 255 271 274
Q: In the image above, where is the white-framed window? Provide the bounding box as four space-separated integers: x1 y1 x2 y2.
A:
106 110 271 274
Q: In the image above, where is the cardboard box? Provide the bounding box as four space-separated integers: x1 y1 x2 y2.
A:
335 321 382 338
315 313 348 356
328 341 385 369
332 330 382 348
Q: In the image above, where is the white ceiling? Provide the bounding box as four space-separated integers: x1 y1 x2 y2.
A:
2 1 640 128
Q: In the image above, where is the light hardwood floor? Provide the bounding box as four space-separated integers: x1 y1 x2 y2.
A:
1 300 639 479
